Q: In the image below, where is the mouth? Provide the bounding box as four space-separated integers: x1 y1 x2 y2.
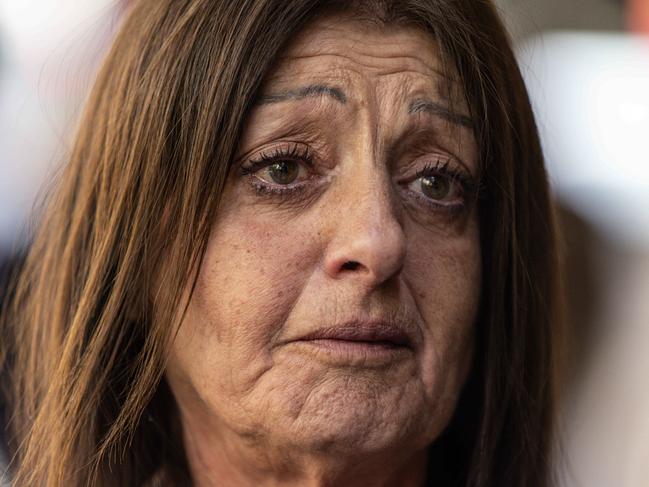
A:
298 323 412 348
286 320 414 366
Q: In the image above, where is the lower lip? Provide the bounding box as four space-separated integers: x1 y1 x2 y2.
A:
289 338 411 366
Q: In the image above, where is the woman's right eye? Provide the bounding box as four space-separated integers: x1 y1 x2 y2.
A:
240 143 315 189
238 142 320 199
254 160 305 185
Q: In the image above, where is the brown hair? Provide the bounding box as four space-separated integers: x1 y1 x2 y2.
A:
0 0 561 485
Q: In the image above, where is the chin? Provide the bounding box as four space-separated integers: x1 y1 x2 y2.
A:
273 380 439 456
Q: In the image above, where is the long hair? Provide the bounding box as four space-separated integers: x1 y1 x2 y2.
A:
0 0 561 485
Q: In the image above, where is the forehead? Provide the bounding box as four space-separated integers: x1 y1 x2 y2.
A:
262 14 466 110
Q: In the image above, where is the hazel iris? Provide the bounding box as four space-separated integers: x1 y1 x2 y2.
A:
268 161 299 185
421 175 451 200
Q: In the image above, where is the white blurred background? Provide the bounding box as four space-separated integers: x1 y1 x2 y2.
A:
1 0 648 485
0 0 122 250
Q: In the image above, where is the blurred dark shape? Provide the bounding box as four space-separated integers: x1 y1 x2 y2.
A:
557 204 600 383
555 203 634 386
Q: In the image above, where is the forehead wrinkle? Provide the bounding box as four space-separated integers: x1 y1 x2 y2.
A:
287 19 437 61
374 75 414 133
279 19 454 79
269 46 460 111
265 66 456 124
277 50 449 87
374 78 418 170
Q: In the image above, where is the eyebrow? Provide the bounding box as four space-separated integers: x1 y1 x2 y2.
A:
256 84 473 129
408 98 474 129
256 84 348 105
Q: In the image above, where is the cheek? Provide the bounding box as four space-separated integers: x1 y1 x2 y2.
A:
171 206 322 394
404 219 481 399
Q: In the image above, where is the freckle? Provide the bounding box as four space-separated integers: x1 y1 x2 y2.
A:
418 292 427 300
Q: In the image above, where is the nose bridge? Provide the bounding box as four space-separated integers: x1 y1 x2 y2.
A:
346 165 400 234
339 86 399 235
323 154 407 285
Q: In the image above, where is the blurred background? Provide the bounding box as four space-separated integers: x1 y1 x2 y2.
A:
0 0 648 485
497 2 649 486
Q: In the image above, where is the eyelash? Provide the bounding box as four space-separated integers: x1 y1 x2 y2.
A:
239 145 476 213
239 143 314 197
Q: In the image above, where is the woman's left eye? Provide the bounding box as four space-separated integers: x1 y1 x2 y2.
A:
407 172 463 204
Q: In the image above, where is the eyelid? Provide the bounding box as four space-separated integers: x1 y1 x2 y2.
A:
400 156 477 206
240 142 314 173
398 155 467 182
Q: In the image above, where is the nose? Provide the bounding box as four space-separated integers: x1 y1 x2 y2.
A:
322 174 407 287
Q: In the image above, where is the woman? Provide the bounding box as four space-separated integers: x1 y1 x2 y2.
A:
0 0 561 485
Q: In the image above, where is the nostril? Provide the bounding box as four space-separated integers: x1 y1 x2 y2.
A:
341 261 360 271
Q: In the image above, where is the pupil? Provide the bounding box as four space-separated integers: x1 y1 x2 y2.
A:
421 176 450 199
269 161 298 184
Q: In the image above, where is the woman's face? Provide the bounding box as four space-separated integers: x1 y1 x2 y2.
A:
166 14 481 464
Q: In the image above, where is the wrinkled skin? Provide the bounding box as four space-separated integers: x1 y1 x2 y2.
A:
165 13 481 487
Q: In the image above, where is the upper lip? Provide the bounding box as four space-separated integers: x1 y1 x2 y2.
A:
293 320 414 348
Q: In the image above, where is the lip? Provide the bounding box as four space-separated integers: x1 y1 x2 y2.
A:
296 321 413 349
280 319 415 366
